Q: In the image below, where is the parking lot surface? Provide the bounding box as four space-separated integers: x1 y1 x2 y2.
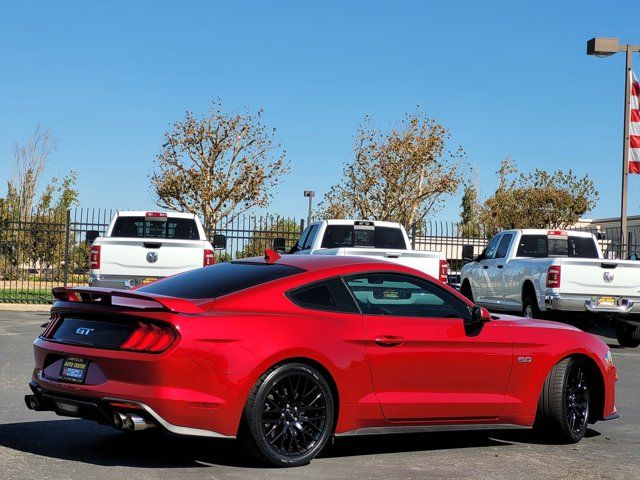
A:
1 311 639 480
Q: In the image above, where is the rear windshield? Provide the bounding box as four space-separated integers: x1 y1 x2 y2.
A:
111 216 200 240
321 225 407 249
516 234 599 259
137 262 304 299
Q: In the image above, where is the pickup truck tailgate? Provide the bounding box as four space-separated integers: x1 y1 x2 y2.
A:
559 258 640 296
98 238 206 277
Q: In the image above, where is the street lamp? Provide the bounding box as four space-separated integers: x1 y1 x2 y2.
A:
587 37 640 258
303 190 315 227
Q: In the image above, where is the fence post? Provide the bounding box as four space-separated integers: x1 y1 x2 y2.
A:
299 218 305 234
63 209 71 287
411 224 416 250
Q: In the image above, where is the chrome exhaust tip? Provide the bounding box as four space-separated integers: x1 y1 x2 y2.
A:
113 412 127 430
24 394 42 411
124 414 154 431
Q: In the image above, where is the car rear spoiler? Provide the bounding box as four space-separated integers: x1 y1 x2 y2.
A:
51 287 203 314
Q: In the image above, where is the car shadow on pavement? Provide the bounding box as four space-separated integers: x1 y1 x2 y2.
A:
0 419 600 468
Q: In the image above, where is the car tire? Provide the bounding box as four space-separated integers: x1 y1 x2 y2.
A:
240 362 335 467
615 323 640 348
522 291 542 319
461 281 474 303
534 357 590 443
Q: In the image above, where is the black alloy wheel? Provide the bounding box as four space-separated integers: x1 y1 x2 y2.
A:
564 363 589 436
534 357 591 443
242 363 334 467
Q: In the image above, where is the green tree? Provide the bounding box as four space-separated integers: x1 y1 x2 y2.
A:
151 100 289 231
481 157 599 235
318 112 465 229
236 218 301 259
459 171 482 237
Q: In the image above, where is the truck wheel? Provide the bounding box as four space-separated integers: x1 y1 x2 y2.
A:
522 292 541 319
534 357 590 443
615 324 640 348
461 281 474 303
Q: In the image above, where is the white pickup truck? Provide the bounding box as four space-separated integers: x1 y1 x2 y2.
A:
89 211 219 289
284 219 449 283
460 229 640 347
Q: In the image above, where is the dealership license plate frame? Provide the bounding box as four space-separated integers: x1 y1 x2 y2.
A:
59 357 90 384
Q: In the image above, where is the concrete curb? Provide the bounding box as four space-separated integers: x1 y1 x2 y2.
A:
0 303 52 312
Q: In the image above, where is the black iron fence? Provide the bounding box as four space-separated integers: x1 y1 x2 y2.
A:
1 208 638 304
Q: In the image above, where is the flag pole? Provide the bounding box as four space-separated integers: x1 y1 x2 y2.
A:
621 45 632 259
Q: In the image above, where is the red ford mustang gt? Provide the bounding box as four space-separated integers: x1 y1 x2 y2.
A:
26 253 618 466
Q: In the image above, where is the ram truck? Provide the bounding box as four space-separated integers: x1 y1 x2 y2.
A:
89 211 216 289
285 219 449 282
460 229 640 347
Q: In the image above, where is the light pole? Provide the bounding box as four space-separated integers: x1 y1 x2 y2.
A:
303 190 315 227
587 37 640 258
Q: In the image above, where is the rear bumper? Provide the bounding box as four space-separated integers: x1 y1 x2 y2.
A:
30 338 247 437
545 294 640 317
26 382 233 438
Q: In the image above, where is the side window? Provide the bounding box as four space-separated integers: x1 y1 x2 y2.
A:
287 278 359 313
344 273 470 319
483 235 502 259
517 235 547 257
495 233 513 259
302 224 320 251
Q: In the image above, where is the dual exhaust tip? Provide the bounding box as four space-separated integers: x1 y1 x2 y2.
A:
112 412 155 431
25 394 155 432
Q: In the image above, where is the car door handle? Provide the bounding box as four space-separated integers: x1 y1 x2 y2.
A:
374 335 405 347
483 265 489 269
497 265 503 269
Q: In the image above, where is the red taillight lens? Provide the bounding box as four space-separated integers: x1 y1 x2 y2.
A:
89 245 101 269
203 249 215 267
439 259 449 283
121 322 176 353
42 313 62 338
546 265 561 288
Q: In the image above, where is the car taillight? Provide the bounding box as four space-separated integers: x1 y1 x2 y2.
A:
89 245 101 269
203 249 215 267
120 322 176 353
42 313 62 339
546 265 561 288
439 259 449 283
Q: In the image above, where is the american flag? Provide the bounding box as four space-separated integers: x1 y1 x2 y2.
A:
631 71 640 174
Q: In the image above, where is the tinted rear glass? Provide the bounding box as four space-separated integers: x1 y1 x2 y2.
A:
112 217 200 240
138 262 304 299
516 234 598 259
321 225 406 249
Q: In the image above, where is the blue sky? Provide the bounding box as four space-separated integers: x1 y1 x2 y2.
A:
1 0 639 221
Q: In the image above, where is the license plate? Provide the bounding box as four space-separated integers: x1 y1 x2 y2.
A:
59 357 89 384
142 277 157 285
597 296 617 307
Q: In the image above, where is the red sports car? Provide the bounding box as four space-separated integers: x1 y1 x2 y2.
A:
26 253 618 466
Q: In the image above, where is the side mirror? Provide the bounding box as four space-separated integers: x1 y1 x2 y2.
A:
212 234 227 250
273 237 287 253
462 245 475 265
466 305 491 326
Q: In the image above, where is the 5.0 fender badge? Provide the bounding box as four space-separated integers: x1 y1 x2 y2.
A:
518 356 532 363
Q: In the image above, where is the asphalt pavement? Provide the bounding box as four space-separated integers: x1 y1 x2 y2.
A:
1 311 639 480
